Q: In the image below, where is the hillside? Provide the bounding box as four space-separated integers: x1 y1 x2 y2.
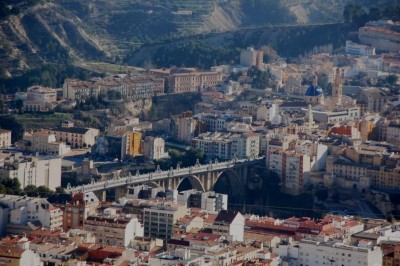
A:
0 0 396 77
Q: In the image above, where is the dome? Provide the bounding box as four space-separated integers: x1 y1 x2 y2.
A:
305 85 323 97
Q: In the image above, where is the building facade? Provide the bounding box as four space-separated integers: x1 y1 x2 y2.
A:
0 129 11 148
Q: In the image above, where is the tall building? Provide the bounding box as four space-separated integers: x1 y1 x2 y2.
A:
142 136 169 160
0 152 61 190
240 47 264 69
171 112 204 144
143 202 187 240
332 68 343 106
268 149 311 195
47 192 100 232
0 129 11 148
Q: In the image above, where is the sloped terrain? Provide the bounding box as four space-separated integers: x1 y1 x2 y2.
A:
0 0 396 76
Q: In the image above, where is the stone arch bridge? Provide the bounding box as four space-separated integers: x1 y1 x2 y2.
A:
65 157 264 202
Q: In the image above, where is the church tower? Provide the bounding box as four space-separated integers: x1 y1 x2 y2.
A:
332 68 343 105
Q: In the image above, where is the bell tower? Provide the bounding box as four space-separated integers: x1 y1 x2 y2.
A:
332 68 343 105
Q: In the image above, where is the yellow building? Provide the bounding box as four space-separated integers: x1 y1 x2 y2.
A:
129 132 142 156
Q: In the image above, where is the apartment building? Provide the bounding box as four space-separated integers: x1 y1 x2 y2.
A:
177 190 228 212
63 75 165 100
149 68 223 93
240 47 264 69
142 136 169 160
49 122 99 149
212 210 245 242
369 166 400 191
0 195 63 236
0 245 42 266
192 131 260 160
171 112 204 144
268 149 311 195
84 208 143 247
298 239 382 266
386 122 400 146
21 130 70 156
47 192 100 231
143 202 187 240
345 40 376 56
358 20 400 53
0 129 11 148
356 87 390 114
0 152 61 190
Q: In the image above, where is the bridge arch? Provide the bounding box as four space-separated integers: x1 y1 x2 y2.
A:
213 168 245 203
177 175 205 192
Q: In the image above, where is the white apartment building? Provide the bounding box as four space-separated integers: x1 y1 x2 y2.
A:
312 107 361 123
0 153 61 190
192 131 260 160
84 208 144 247
0 129 11 148
0 195 63 236
143 203 188 240
231 131 260 159
22 130 70 156
295 140 328 171
177 189 228 212
298 239 382 266
142 136 169 160
345 40 376 56
240 47 264 69
212 210 245 242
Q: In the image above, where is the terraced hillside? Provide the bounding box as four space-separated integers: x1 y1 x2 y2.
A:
0 0 396 76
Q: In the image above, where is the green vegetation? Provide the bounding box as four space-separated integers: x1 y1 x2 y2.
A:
0 116 24 142
0 64 103 94
152 40 240 69
344 4 400 27
146 93 201 121
155 148 206 170
248 66 275 89
0 178 22 195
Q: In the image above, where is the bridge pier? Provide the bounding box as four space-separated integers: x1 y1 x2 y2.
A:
94 190 107 202
115 186 127 200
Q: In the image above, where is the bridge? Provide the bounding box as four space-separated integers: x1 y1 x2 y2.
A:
65 157 265 202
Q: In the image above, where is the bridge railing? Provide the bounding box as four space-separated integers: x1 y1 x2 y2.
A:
65 157 264 193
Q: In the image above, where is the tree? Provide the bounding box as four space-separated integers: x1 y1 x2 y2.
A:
24 185 38 197
368 7 381 21
55 186 65 194
387 75 398 86
36 186 54 198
